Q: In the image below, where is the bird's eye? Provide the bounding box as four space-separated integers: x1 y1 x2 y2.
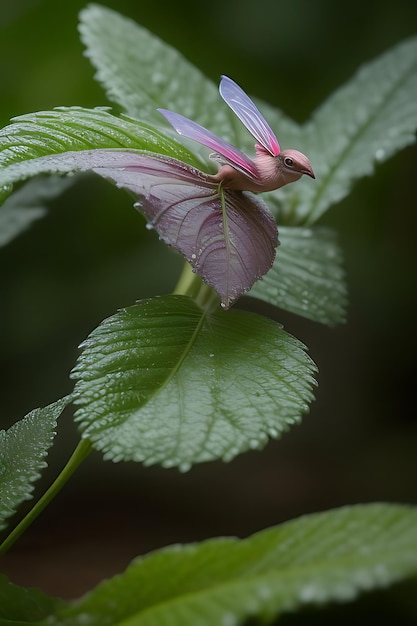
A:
284 156 294 168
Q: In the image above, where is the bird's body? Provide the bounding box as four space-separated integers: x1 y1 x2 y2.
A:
212 147 314 192
159 75 314 195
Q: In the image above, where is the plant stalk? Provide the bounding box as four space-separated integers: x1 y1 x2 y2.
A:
173 261 220 312
173 261 201 298
0 438 92 555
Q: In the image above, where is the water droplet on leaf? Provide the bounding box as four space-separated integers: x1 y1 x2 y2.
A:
0 183 13 202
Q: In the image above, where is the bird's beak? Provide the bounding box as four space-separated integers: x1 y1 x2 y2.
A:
302 165 315 179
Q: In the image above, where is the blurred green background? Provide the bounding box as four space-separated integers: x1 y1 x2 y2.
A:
1 0 416 610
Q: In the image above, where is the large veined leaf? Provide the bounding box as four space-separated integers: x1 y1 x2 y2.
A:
273 36 417 224
0 397 69 531
90 151 278 308
0 107 201 194
34 503 417 625
71 295 316 470
250 226 348 324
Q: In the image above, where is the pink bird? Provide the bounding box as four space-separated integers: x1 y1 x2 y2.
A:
158 75 315 193
68 76 314 308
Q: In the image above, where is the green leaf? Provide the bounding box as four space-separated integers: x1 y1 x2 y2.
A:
0 107 200 193
0 177 74 247
0 575 64 624
0 397 69 531
250 226 348 325
71 295 316 470
77 4 307 205
45 504 417 625
77 3 304 177
276 36 417 225
78 5 248 144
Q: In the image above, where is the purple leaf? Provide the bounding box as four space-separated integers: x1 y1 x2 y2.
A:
89 151 278 308
9 77 313 307
6 147 277 307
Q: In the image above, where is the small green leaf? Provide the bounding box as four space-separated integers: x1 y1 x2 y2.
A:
0 107 200 193
71 295 316 470
0 177 74 247
250 226 348 325
0 575 64 624
0 397 69 531
47 504 417 625
79 5 245 145
276 36 417 224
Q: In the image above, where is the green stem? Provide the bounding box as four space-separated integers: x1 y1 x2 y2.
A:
173 261 220 313
173 261 202 298
0 438 92 555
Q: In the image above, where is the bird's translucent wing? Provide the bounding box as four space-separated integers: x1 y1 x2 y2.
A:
219 75 281 156
158 109 259 181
